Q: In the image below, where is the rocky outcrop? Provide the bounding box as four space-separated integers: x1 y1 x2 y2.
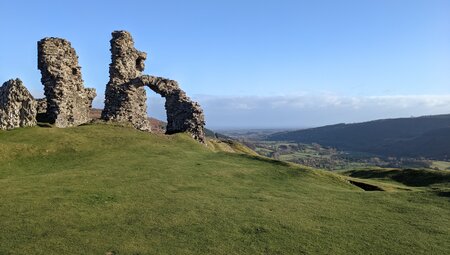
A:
101 31 150 131
37 37 96 128
133 75 206 142
0 79 37 130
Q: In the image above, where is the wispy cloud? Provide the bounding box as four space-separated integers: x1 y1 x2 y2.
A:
198 94 450 109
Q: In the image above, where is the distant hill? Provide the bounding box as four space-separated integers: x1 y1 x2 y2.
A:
379 127 450 159
267 114 450 160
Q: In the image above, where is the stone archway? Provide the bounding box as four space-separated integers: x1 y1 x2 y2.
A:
101 31 206 143
132 75 205 142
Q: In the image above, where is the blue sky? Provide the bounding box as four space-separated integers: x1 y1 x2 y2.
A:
1 0 449 128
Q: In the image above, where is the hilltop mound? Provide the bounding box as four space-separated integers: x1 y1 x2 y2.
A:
90 108 217 137
0 124 449 254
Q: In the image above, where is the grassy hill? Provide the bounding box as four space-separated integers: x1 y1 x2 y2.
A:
342 167 450 188
266 114 450 159
0 124 449 254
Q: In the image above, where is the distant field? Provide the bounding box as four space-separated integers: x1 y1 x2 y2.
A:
248 140 449 171
250 141 369 170
432 161 450 170
0 124 449 254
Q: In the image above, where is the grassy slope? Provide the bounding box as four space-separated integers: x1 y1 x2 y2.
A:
432 161 450 170
0 124 449 255
343 168 450 190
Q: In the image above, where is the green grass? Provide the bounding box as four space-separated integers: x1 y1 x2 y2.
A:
432 160 450 170
0 124 449 254
343 167 450 189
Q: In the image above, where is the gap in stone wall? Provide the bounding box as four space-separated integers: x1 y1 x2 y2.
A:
145 87 167 133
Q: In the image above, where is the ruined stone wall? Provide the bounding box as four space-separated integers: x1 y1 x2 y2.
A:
102 31 206 142
133 75 206 143
101 31 150 131
0 79 36 130
38 38 96 127
36 98 47 114
0 31 206 143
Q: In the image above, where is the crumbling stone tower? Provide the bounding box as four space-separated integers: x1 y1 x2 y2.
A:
38 38 96 127
101 31 150 131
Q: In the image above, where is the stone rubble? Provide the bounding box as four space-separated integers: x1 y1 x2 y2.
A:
37 37 96 128
0 79 37 130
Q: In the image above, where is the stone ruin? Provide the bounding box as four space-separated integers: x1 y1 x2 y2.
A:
101 31 150 131
102 31 205 142
132 75 205 142
0 79 37 130
0 31 206 143
37 37 96 127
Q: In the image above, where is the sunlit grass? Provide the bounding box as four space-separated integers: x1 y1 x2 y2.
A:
0 124 449 254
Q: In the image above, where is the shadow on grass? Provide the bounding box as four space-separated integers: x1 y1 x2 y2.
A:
436 191 450 198
238 154 293 167
36 122 53 128
347 168 450 187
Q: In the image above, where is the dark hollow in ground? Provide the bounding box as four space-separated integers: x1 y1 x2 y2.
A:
349 180 384 191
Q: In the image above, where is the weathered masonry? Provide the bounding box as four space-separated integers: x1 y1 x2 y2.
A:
37 37 96 128
0 79 36 130
0 31 205 143
101 31 205 142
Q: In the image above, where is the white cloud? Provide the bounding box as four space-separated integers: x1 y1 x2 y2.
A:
367 95 450 108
